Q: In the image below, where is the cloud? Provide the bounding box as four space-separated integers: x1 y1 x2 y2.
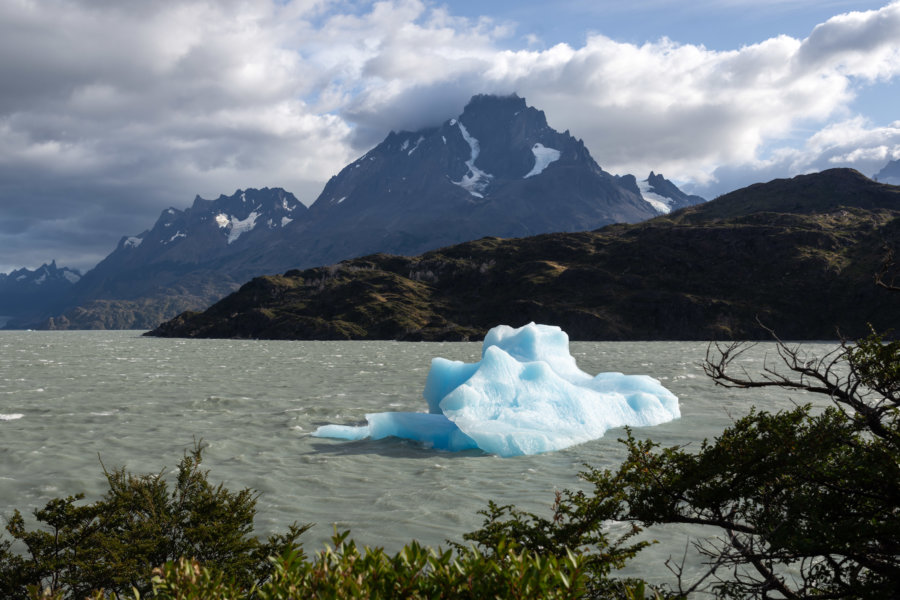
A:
0 0 354 271
339 1 900 192
1 0 899 272
794 1 900 79
688 117 900 197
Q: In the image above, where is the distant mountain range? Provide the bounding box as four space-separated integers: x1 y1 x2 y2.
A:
875 159 900 185
3 94 704 330
0 261 81 326
146 169 900 341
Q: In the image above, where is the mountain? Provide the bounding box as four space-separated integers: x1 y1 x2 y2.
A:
71 186 305 300
5 188 305 330
146 169 900 341
875 159 900 185
0 261 81 325
11 94 702 330
635 171 706 213
263 93 700 271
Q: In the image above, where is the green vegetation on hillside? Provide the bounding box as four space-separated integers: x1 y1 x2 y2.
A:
147 169 900 341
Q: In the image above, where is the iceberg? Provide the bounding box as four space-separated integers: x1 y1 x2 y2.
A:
313 323 680 457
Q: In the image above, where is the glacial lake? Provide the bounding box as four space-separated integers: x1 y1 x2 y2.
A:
0 331 832 585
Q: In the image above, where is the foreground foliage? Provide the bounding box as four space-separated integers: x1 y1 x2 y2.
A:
147 532 592 600
0 443 308 599
20 534 602 600
1 447 653 600
462 327 900 599
7 296 900 598
5 322 898 600
459 485 652 598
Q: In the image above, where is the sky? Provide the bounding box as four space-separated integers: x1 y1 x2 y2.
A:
1 0 899 274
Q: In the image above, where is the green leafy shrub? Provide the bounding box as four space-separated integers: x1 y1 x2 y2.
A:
0 442 309 599
459 487 653 598
150 531 591 599
1 444 654 599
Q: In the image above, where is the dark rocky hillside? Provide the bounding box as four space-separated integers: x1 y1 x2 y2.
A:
147 169 900 341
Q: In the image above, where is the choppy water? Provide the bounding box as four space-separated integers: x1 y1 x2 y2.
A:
0 331 832 585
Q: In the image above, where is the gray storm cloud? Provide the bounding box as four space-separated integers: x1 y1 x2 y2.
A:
1 0 898 272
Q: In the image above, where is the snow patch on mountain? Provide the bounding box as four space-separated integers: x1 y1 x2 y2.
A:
637 179 674 214
452 121 493 198
408 135 425 155
227 211 260 244
524 144 561 178
124 236 143 249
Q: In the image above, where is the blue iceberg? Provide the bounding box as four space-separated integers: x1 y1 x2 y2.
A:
313 323 680 457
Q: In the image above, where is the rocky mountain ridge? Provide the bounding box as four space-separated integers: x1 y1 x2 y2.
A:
233 93 703 275
4 188 305 329
6 94 703 330
0 261 82 325
146 169 900 341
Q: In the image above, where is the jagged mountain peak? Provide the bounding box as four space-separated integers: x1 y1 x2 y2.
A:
450 93 574 184
299 93 704 269
1 260 81 285
42 260 81 281
65 187 311 320
463 92 528 113
311 94 607 214
638 172 707 214
192 187 302 218
128 187 306 253
0 260 82 325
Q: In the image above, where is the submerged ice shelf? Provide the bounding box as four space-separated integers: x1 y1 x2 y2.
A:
313 323 680 457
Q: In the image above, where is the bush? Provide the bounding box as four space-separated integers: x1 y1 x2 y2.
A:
10 324 897 600
149 531 592 599
2 443 655 599
456 326 900 598
0 442 308 599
